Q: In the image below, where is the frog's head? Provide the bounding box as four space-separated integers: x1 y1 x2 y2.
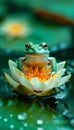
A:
25 42 49 55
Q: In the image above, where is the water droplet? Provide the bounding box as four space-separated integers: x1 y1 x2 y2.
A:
10 124 15 129
3 118 8 122
37 120 44 125
24 123 28 127
17 112 27 120
0 116 2 120
19 127 24 130
0 100 3 107
37 128 44 130
9 114 13 117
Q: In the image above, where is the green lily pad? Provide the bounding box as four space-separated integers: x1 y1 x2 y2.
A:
0 98 73 130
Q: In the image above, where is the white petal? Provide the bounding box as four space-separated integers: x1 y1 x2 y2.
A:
44 76 53 88
56 68 66 78
8 59 17 68
30 77 45 91
39 68 66 96
43 77 59 91
57 61 66 71
44 69 66 90
39 80 58 96
4 72 19 88
9 60 20 82
9 64 32 88
9 59 25 82
8 60 35 95
58 75 71 86
4 72 35 95
40 74 71 96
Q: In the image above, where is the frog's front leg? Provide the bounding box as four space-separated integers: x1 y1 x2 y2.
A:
16 57 25 70
48 57 57 74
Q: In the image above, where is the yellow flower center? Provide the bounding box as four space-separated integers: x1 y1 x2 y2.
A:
7 24 24 36
23 65 52 82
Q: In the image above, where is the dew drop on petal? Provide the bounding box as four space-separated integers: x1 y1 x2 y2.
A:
10 124 15 129
17 112 27 120
37 120 44 125
3 118 8 122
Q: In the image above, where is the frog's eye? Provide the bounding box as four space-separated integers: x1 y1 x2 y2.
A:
41 42 48 49
25 42 31 50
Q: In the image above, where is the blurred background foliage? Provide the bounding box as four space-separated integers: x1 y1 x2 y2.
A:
0 0 74 52
0 0 74 130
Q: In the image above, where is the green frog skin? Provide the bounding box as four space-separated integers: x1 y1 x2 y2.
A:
17 42 57 73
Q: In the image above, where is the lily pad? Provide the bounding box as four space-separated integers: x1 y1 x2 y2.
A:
0 98 73 130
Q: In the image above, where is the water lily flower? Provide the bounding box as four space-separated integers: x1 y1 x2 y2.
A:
1 19 31 38
4 59 71 96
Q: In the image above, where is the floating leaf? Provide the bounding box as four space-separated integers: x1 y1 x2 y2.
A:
0 98 73 130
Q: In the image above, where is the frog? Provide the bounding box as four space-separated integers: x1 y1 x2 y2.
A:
16 42 57 74
4 42 71 97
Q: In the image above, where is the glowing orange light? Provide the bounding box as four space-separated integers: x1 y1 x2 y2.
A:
23 65 52 82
